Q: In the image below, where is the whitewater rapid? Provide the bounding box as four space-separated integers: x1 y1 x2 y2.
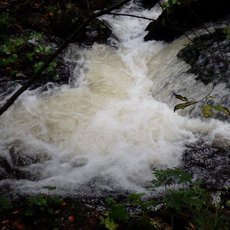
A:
0 1 229 196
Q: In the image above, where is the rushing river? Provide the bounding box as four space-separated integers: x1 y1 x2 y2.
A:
0 1 229 196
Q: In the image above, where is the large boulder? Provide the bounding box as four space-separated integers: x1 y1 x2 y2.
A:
183 142 230 189
144 0 230 42
137 0 159 9
177 29 230 86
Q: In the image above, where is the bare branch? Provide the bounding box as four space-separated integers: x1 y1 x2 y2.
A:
108 12 154 21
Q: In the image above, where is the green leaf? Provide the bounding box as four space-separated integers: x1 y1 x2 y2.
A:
109 204 128 222
202 105 214 118
212 105 230 116
206 95 215 100
152 168 192 187
0 196 11 213
174 101 197 112
164 188 208 211
42 185 57 190
223 107 230 116
173 92 188 101
128 193 144 206
25 208 34 216
106 197 116 206
28 197 47 206
101 217 118 230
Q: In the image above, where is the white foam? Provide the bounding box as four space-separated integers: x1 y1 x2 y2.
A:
0 2 229 195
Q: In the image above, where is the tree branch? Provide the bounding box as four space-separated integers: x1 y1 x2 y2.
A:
108 12 154 21
0 0 132 116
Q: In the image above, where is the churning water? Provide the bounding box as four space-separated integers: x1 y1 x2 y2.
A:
0 2 229 196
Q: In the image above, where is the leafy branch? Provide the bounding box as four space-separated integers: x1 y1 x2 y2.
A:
173 89 230 118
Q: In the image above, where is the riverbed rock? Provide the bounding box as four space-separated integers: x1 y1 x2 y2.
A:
183 142 230 189
144 0 230 42
138 0 158 9
177 29 230 86
0 141 51 181
0 156 11 180
9 146 51 167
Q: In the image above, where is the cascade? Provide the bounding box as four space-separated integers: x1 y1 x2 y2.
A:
0 1 229 196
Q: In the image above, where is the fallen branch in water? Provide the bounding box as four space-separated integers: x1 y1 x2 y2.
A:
0 0 132 116
108 12 154 21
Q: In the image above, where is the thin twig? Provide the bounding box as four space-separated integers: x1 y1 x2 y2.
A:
108 12 154 21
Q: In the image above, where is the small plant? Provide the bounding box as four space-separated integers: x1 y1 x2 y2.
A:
0 31 59 80
223 26 230 39
100 198 130 230
152 167 192 188
25 196 63 217
161 0 188 12
151 168 229 230
0 12 11 41
0 196 11 214
173 92 230 118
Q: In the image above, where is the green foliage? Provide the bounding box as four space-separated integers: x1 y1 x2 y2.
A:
201 104 230 118
105 198 129 222
127 193 144 206
202 104 214 118
0 31 58 79
151 169 229 230
172 92 188 101
163 187 208 211
42 185 57 190
0 12 11 41
28 196 48 206
101 197 132 229
152 167 192 187
162 0 188 11
0 169 228 229
34 44 52 55
0 196 11 214
101 198 129 230
28 31 44 43
101 217 118 230
223 26 230 39
152 168 207 212
101 168 229 229
174 101 198 112
25 196 63 217
173 92 230 118
211 105 230 115
109 204 129 222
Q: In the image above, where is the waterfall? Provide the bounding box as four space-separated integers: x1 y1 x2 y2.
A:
0 1 229 196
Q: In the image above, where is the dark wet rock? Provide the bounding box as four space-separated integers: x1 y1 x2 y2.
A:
76 0 122 11
70 158 88 168
0 154 42 180
183 142 230 189
177 29 230 86
9 145 51 167
137 0 158 9
144 0 230 42
12 1 116 45
0 156 12 180
31 56 71 89
0 142 51 181
11 167 41 180
78 19 116 46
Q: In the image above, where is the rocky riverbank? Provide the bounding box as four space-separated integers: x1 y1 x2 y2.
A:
144 0 230 42
0 0 117 89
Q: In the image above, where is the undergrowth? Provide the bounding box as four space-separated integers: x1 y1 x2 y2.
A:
0 168 229 229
